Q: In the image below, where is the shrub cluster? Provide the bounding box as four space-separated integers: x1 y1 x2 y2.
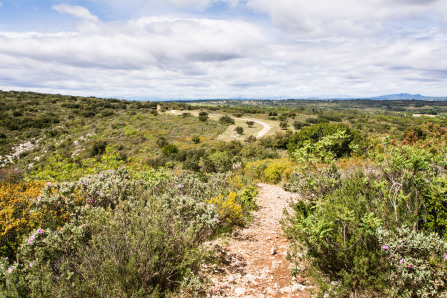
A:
284 145 447 296
0 168 257 296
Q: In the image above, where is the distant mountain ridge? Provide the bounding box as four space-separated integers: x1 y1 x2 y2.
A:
370 93 427 100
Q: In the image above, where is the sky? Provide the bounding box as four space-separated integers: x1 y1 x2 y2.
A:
0 0 447 100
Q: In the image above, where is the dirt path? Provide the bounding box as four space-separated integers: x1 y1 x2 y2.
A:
237 118 271 138
168 110 271 138
204 184 312 297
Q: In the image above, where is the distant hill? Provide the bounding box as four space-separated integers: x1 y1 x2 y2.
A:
371 93 426 100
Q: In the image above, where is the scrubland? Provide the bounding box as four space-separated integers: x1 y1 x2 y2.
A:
1 91 447 296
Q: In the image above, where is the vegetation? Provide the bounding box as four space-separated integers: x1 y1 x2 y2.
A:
2 91 447 296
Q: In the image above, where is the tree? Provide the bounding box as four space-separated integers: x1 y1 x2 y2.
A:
235 126 244 135
219 115 235 125
162 144 178 156
246 121 255 128
198 111 208 122
280 121 288 130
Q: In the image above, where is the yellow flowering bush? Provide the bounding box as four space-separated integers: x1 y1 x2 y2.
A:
244 158 294 184
207 192 242 224
0 182 44 258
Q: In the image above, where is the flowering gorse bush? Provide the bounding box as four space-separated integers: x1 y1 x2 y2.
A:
208 192 242 224
0 182 44 259
244 158 294 184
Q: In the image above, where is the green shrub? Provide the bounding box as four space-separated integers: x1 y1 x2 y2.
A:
192 135 200 144
279 121 288 130
219 115 235 125
378 226 447 297
156 136 168 148
162 144 178 156
284 145 447 296
244 158 293 184
235 126 244 135
288 123 362 158
1 170 246 296
293 121 309 130
89 140 107 157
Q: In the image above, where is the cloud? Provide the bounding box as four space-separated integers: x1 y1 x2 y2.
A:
52 4 99 22
1 1 447 98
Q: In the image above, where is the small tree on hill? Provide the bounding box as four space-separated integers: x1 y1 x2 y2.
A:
246 121 255 128
235 126 244 135
198 111 208 121
219 115 235 125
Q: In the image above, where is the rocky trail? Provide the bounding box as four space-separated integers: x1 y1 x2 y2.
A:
204 183 312 297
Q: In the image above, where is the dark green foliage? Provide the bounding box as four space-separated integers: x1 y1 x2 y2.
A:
246 121 254 127
219 115 235 125
235 126 244 135
284 145 447 296
259 131 291 149
192 135 200 144
305 117 321 124
293 121 309 130
162 144 178 156
89 140 107 157
279 121 288 130
156 136 168 148
287 123 361 157
198 111 208 121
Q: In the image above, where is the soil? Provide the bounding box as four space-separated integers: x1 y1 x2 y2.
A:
204 183 312 297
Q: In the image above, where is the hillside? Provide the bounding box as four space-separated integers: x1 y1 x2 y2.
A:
1 91 447 296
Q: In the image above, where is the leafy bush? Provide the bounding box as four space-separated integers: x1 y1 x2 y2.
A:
292 130 356 164
219 115 235 125
156 136 168 148
1 169 250 296
192 135 200 144
208 192 242 224
284 144 447 296
235 126 244 135
244 158 294 184
198 111 208 121
162 144 179 156
293 121 309 130
89 140 107 157
288 123 362 158
378 226 447 297
280 121 288 130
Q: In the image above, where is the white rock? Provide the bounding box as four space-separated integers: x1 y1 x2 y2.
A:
235 288 246 296
280 286 292 293
266 287 276 295
291 283 307 291
245 273 258 285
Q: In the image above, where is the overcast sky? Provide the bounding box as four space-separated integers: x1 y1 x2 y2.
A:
0 0 446 99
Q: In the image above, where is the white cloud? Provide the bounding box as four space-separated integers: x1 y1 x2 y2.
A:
52 4 99 22
1 1 447 98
